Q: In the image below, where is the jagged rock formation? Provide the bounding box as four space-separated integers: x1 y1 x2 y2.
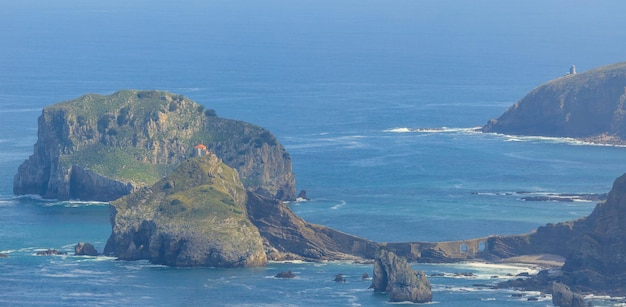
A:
103 152 378 267
558 173 626 295
485 173 626 296
74 242 98 256
482 61 626 144
370 248 432 303
552 282 586 307
14 90 295 201
246 191 379 261
103 154 267 267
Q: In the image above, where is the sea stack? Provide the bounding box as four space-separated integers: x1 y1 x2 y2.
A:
370 248 432 303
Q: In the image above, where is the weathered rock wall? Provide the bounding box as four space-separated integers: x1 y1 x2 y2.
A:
103 155 268 268
560 173 626 295
14 90 295 201
245 191 379 261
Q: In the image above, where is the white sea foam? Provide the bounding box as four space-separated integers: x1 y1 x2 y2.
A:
0 108 41 113
0 199 17 206
42 200 109 207
384 126 482 134
384 127 411 133
331 200 347 210
491 132 626 147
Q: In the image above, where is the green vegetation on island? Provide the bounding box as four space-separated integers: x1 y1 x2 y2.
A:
14 90 296 201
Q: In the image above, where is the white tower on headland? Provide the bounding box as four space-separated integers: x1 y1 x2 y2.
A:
569 65 576 75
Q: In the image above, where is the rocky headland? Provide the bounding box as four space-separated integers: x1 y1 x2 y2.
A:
14 90 295 201
482 61 626 144
104 154 268 267
103 151 378 266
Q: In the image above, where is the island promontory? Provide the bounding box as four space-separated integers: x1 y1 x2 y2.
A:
103 154 268 267
13 90 295 201
482 61 626 144
103 151 379 265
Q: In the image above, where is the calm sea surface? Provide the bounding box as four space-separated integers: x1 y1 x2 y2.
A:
1 1 626 305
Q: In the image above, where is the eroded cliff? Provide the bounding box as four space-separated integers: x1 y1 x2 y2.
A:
103 154 267 267
14 90 295 201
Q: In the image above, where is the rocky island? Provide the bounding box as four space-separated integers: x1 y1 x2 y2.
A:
14 90 295 201
482 61 626 144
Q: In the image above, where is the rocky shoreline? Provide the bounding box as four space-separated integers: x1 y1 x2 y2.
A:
13 85 626 301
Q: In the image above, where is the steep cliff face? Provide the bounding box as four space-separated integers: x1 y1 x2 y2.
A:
246 191 379 261
103 155 267 267
482 62 626 143
560 173 626 295
14 90 295 201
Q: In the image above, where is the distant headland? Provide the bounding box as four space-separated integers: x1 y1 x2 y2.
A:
482 61 626 145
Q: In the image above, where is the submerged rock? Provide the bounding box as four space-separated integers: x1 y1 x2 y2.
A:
275 270 295 279
35 249 67 256
334 273 346 282
370 248 432 303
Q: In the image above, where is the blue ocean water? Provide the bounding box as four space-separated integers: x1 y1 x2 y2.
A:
2 1 626 305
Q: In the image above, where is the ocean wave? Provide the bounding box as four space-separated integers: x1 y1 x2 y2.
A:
42 200 109 207
473 190 605 204
428 261 541 279
490 132 626 147
285 135 368 150
331 200 347 210
0 199 17 206
0 108 41 113
384 126 482 134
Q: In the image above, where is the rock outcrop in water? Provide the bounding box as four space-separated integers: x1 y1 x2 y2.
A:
370 248 432 303
104 154 268 267
74 242 98 256
552 282 586 307
482 61 626 144
14 90 295 201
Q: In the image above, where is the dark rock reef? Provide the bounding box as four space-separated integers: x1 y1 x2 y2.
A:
370 248 432 303
104 154 267 267
482 61 626 144
14 90 295 201
275 270 295 279
35 249 67 256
